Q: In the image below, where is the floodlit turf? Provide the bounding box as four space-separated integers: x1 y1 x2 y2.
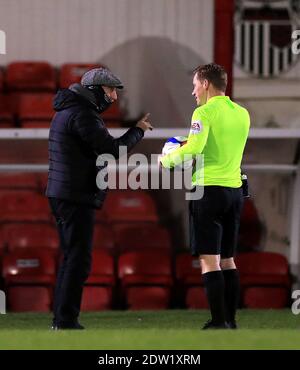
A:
0 309 299 350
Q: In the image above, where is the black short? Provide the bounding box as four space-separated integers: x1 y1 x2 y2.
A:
189 186 244 258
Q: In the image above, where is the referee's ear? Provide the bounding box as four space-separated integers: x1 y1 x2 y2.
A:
203 79 209 90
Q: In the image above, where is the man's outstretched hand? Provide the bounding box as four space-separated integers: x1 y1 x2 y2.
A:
136 113 153 132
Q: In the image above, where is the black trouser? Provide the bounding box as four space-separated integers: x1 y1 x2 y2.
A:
48 198 95 326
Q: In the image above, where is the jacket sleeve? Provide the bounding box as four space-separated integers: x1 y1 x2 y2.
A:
71 110 144 159
160 107 210 169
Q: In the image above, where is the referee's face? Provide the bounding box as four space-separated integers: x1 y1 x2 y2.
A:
192 74 208 106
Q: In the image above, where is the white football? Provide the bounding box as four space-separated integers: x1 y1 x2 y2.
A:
162 136 193 170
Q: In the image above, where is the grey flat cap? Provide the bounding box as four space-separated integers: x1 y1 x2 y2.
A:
81 67 124 89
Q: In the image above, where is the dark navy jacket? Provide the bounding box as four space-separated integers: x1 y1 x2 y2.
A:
46 88 144 208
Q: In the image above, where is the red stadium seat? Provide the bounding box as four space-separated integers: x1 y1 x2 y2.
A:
3 248 56 312
1 223 59 252
59 63 103 88
243 287 289 309
18 93 54 122
126 286 170 310
236 252 291 308
86 249 115 285
0 172 39 190
93 224 115 252
6 62 56 92
175 253 208 309
114 224 171 253
0 94 14 126
3 92 20 116
185 287 208 309
103 190 158 223
118 251 172 309
101 103 123 121
81 286 113 311
21 120 51 128
236 252 290 281
239 199 262 251
2 248 56 285
0 190 50 222
6 286 52 312
176 253 202 285
36 173 48 193
95 209 107 223
82 249 115 311
0 68 3 91
241 198 259 221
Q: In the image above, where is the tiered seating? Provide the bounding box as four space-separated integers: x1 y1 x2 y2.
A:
118 250 173 310
18 93 54 128
0 223 58 253
236 252 291 308
2 248 56 312
103 190 158 224
93 224 115 253
0 190 50 222
94 209 107 223
175 253 208 309
0 172 39 190
114 224 171 253
36 173 48 193
3 61 55 127
82 249 115 311
0 174 44 266
6 62 56 92
0 61 127 128
98 190 163 256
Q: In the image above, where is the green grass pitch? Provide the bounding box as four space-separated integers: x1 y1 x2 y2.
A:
0 309 299 350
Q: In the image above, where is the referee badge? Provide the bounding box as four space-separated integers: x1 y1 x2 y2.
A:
190 120 203 135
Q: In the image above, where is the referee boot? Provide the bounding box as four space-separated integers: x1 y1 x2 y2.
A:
202 320 230 330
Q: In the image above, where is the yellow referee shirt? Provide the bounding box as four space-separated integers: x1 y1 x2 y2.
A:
160 96 250 188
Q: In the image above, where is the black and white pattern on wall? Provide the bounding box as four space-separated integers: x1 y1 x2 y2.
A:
235 0 300 78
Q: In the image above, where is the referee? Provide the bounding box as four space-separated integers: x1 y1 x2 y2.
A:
160 63 250 329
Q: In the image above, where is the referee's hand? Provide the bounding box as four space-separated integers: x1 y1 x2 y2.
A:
136 113 153 132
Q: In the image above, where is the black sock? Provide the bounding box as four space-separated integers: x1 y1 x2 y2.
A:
223 269 240 322
202 270 226 324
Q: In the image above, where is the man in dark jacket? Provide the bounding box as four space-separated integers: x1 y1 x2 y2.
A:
46 67 152 330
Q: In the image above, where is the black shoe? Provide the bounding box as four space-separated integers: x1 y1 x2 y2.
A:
227 320 238 329
202 320 229 330
51 322 85 330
